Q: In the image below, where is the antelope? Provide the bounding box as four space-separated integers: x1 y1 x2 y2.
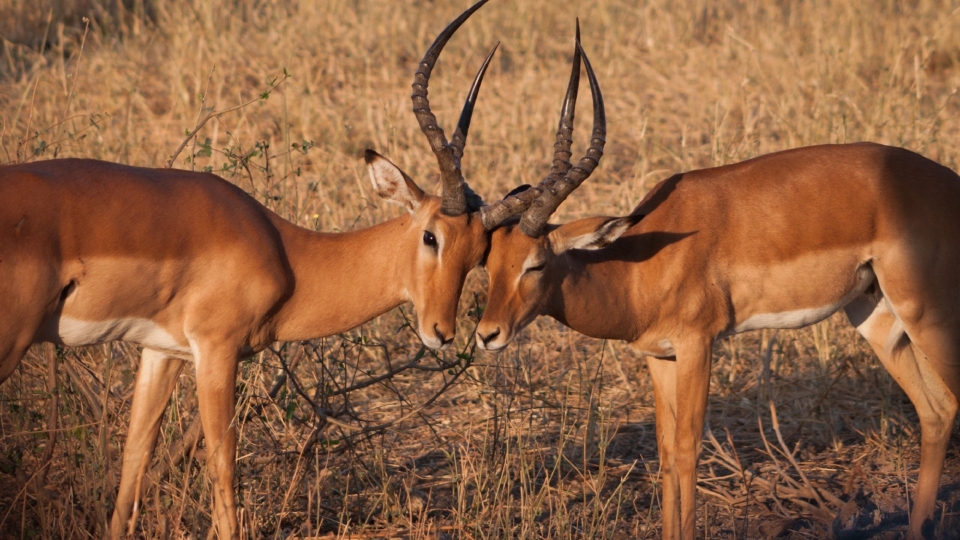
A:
474 39 960 539
0 1 549 537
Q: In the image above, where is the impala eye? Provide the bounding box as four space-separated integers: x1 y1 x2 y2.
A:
423 231 438 248
525 262 546 273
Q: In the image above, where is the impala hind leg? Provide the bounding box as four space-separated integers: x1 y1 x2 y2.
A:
193 342 240 540
647 357 680 539
845 293 959 540
110 349 185 539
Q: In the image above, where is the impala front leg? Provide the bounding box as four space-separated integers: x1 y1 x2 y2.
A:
111 349 185 539
647 356 680 540
194 342 240 540
674 338 713 540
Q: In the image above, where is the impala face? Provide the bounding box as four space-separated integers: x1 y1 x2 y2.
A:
476 216 639 351
366 151 488 349
404 202 488 349
470 24 613 352
475 225 547 351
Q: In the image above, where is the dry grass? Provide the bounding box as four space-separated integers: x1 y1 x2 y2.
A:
2 0 960 538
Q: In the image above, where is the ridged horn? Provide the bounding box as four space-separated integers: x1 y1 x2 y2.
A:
411 0 492 216
548 20 581 180
479 22 604 233
516 39 605 237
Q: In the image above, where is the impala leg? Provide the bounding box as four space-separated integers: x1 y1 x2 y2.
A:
0 336 33 384
0 309 58 383
0 267 60 383
110 349 185 539
193 343 240 540
674 338 713 540
845 294 959 540
647 356 680 540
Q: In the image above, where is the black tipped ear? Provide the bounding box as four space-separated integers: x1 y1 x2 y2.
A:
581 215 641 250
622 212 645 229
504 184 532 198
364 149 380 164
554 213 643 252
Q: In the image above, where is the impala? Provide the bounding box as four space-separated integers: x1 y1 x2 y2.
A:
475 60 960 538
0 1 551 537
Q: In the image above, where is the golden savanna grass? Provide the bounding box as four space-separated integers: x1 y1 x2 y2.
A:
1 0 960 537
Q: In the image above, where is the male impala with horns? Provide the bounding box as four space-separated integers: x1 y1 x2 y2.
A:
476 25 960 540
0 1 571 537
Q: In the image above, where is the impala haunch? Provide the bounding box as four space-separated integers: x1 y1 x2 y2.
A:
478 130 959 537
0 1 555 538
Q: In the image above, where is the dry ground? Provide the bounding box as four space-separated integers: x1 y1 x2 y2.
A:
1 0 960 538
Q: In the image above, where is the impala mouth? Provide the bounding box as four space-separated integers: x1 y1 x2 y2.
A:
477 340 507 352
476 327 510 351
420 334 446 350
419 324 454 350
420 336 450 351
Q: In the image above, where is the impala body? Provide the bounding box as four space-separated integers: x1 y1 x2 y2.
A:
1 154 490 538
5 157 486 362
0 0 562 537
477 142 960 539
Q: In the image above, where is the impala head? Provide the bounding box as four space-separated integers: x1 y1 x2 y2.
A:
364 150 488 350
475 26 637 351
363 0 560 350
478 214 642 350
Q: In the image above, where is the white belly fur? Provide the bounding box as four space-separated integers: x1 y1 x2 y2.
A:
731 265 876 335
44 316 193 359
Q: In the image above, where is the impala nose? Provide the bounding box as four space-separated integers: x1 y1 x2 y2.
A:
477 327 501 348
434 324 453 348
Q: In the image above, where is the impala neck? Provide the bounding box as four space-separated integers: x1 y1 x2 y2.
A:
542 251 644 343
272 215 412 341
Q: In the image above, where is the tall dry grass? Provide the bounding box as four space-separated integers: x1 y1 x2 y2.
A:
1 0 959 538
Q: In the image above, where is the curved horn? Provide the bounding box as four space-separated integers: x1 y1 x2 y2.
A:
478 183 544 230
517 40 605 237
411 0 490 216
451 42 499 162
452 43 499 212
548 20 581 180
478 23 599 232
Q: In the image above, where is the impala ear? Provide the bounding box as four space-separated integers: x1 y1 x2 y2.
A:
550 214 643 252
504 184 532 198
365 149 426 213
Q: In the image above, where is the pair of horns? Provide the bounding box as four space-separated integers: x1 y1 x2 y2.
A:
415 1 605 233
478 20 605 236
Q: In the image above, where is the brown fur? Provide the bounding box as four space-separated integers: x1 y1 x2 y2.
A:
478 142 960 540
0 157 489 538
